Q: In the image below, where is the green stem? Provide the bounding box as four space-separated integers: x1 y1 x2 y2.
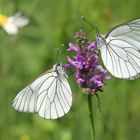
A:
87 94 95 140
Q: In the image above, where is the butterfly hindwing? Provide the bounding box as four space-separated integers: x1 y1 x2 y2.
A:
36 73 72 119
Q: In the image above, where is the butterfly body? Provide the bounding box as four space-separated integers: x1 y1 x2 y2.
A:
53 62 68 78
96 34 106 48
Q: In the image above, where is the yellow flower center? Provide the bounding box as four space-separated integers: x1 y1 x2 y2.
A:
0 14 8 26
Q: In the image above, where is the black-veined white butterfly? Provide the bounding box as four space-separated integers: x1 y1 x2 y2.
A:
96 19 140 80
13 62 72 119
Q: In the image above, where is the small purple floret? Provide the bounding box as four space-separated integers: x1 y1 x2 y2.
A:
88 41 97 51
67 43 78 52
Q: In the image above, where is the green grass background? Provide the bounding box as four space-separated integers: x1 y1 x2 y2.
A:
0 0 140 140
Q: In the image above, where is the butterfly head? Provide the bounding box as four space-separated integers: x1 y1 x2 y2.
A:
96 34 106 49
53 62 68 78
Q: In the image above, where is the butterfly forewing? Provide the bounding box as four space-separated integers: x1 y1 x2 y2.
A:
98 19 140 79
13 72 53 113
13 64 72 119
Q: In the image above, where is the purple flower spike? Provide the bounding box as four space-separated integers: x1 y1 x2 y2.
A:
66 29 110 94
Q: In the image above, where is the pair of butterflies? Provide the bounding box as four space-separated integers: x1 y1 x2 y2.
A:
13 19 140 119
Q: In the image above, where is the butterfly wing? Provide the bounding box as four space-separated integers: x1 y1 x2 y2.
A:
36 72 72 119
99 19 140 79
13 68 72 119
13 72 53 113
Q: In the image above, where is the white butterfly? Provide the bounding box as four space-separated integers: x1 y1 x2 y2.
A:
96 19 140 80
13 62 72 119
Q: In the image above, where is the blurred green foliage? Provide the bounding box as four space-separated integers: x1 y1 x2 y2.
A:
0 0 140 140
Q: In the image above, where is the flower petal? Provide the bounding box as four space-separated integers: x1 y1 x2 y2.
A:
87 41 97 51
67 43 78 52
3 23 18 34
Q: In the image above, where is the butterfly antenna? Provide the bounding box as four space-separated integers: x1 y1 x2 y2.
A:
56 47 60 64
56 44 65 64
59 43 67 57
68 71 75 77
81 16 99 35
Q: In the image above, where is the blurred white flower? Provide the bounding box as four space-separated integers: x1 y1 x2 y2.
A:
0 13 29 35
